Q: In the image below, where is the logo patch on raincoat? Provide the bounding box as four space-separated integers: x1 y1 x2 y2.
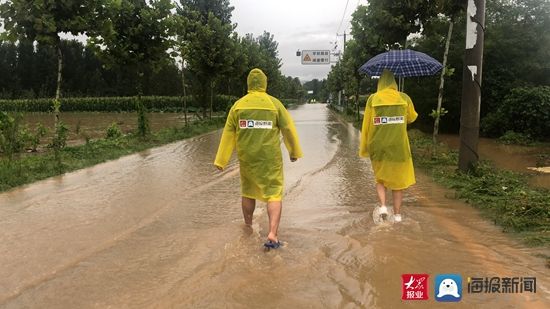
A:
373 116 405 126
239 119 273 129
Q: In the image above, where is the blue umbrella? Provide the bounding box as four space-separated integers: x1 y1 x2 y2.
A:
358 49 443 77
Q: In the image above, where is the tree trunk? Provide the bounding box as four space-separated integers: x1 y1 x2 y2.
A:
433 20 454 145
459 0 486 172
181 63 188 126
209 81 214 120
54 44 63 125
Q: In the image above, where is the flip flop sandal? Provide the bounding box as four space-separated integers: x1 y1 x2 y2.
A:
264 240 281 249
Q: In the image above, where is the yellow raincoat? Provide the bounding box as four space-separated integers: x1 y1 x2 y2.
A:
214 68 303 202
359 69 418 190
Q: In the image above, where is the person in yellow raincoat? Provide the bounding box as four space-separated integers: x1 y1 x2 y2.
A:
214 68 303 248
359 69 418 223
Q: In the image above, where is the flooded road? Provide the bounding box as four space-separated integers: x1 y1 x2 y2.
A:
1 104 549 308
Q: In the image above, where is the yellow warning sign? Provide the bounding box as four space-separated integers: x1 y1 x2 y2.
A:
300 50 330 65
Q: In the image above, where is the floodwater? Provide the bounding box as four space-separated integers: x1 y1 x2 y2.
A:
22 112 191 146
1 104 549 308
439 134 550 189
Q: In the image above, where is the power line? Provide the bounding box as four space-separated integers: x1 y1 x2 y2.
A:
336 0 350 35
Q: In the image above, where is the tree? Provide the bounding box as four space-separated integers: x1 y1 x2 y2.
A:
88 0 177 136
0 42 18 99
0 0 102 123
425 1 464 144
366 0 433 47
177 0 236 118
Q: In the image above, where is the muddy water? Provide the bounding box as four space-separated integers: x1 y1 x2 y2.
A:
22 112 190 146
1 104 549 308
439 134 550 189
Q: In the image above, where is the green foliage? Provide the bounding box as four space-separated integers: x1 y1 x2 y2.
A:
50 122 69 151
429 107 449 119
0 0 101 44
0 118 224 192
52 98 61 114
0 95 237 112
50 121 69 165
106 122 123 139
482 86 550 139
410 130 550 245
24 123 48 152
0 112 24 160
89 0 176 70
497 131 533 146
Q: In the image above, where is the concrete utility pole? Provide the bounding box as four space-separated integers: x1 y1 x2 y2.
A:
336 31 347 109
459 0 486 172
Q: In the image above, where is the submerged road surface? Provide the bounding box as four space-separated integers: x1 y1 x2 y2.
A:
1 104 549 308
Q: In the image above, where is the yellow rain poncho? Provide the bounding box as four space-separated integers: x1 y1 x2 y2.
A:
359 69 418 190
214 68 303 202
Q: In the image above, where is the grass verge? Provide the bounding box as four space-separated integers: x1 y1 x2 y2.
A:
409 129 550 248
0 118 224 192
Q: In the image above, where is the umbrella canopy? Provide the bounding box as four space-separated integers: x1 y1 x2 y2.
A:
358 49 443 77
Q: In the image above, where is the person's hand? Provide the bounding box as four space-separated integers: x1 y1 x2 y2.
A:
215 165 223 171
290 157 298 162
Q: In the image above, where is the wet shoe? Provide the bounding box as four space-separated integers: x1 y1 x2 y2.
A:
393 214 402 222
264 240 281 249
373 205 389 225
379 205 389 221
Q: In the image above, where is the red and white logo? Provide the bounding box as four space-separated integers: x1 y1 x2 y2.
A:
239 120 247 128
402 274 429 300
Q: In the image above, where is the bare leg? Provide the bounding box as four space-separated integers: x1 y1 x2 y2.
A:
392 190 403 214
376 183 386 206
242 197 256 225
267 201 282 242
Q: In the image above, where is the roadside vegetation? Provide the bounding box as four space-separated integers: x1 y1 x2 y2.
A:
0 115 225 192
408 130 550 247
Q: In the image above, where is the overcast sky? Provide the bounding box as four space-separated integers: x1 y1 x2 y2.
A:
231 0 367 82
0 0 366 82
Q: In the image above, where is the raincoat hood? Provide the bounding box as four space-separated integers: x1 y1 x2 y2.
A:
247 68 267 93
372 69 405 106
377 69 398 91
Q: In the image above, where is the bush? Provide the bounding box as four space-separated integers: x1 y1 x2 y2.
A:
106 122 123 139
482 86 550 140
498 130 533 145
0 112 25 159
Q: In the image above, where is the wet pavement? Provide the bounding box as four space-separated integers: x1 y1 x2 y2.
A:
1 104 549 308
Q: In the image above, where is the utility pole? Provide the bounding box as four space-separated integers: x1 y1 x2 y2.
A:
336 31 347 110
337 31 347 54
459 0 486 171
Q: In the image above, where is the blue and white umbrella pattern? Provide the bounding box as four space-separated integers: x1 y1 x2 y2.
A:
358 49 443 77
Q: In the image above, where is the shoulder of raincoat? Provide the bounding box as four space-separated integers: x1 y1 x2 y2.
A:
359 69 418 190
213 68 302 201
